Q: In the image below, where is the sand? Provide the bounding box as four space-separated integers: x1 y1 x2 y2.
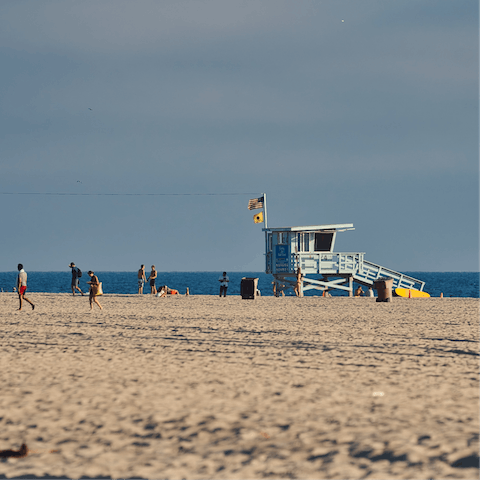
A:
0 293 478 479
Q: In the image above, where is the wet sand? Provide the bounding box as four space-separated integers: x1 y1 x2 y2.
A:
0 293 478 479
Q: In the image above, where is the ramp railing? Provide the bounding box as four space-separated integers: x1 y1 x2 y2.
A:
291 252 425 291
354 259 425 291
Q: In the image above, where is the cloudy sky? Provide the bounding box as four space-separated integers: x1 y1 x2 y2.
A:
0 0 477 273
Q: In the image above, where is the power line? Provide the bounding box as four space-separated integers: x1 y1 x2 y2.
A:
0 192 260 197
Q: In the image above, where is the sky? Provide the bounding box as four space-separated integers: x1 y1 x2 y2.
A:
0 0 478 273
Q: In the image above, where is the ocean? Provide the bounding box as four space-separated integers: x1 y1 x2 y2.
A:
0 271 478 298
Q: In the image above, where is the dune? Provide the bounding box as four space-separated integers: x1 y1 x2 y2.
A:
0 293 478 479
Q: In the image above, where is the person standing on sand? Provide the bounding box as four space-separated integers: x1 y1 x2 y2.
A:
69 262 84 296
294 266 303 297
137 264 147 294
17 264 34 311
218 272 229 297
86 271 103 310
148 265 157 294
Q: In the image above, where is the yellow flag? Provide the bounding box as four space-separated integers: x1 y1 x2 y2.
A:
253 212 264 224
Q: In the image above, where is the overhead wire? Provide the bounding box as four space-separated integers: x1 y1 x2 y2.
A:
0 192 261 196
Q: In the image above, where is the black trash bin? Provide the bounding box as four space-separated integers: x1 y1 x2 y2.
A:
374 277 394 302
241 277 259 299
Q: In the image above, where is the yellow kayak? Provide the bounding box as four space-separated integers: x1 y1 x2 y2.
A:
395 287 430 298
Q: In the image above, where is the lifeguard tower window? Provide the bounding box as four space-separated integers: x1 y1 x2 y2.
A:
303 233 310 252
296 232 310 252
278 232 287 244
314 232 334 252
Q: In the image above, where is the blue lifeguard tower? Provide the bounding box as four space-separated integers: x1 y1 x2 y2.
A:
258 194 425 296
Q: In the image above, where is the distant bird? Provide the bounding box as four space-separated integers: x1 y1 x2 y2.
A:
88 108 92 110
77 180 82 184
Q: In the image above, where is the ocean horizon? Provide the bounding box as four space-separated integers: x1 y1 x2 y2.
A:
1 271 478 298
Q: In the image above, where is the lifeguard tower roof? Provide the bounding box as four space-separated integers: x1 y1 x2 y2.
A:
264 223 354 232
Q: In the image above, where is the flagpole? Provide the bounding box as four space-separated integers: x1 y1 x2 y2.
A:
263 192 268 274
263 192 268 229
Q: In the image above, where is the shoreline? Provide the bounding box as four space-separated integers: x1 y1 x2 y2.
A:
1 272 479 300
2 291 479 298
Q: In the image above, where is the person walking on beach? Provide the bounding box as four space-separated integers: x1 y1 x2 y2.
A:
86 271 103 310
137 264 147 294
17 264 34 311
218 272 229 297
148 265 157 295
69 262 84 296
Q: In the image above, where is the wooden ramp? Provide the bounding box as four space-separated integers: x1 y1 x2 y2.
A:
352 258 424 290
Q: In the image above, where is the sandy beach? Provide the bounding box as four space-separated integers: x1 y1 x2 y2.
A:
0 293 478 479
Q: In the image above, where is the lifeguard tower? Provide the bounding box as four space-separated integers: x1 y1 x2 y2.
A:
257 195 425 296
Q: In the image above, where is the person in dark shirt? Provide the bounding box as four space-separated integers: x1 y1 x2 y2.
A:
147 265 158 295
69 262 84 296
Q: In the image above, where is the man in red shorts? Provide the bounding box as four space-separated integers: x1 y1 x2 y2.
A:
17 264 35 311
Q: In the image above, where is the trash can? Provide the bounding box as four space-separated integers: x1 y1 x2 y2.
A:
241 277 259 300
374 277 393 302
